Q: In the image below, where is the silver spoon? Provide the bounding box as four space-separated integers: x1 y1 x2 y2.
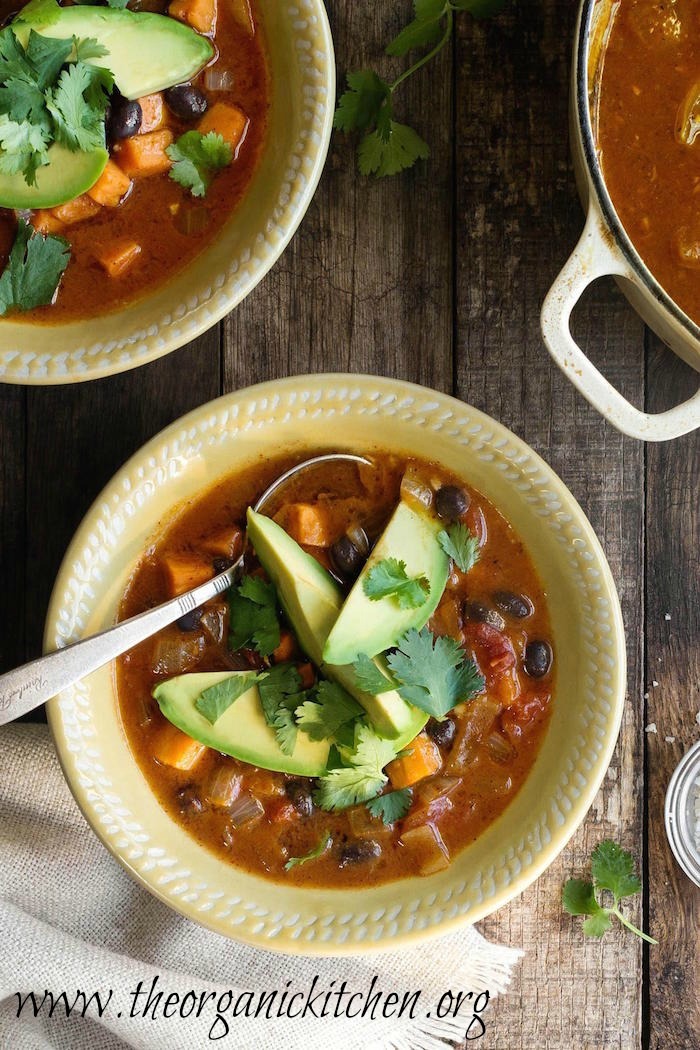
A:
0 453 371 726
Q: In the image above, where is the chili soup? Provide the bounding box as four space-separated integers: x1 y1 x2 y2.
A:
117 452 555 889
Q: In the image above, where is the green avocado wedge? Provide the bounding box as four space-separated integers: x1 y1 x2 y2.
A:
323 501 449 666
246 509 428 744
0 143 108 210
13 1 214 100
154 672 331 777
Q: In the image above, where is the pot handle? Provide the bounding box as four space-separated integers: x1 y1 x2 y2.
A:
541 209 700 441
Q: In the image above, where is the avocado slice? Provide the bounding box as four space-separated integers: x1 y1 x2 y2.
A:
14 2 214 100
0 143 108 210
323 502 449 666
246 509 427 744
154 672 331 776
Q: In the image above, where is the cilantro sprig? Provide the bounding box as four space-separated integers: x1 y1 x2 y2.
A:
352 626 484 719
334 0 507 177
367 787 412 825
284 832 332 871
194 672 257 724
363 557 430 610
563 841 657 944
314 723 397 811
438 523 480 573
0 218 69 315
0 28 113 186
228 575 281 657
167 130 232 198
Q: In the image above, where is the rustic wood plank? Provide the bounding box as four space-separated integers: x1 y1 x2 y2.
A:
645 339 700 1050
223 0 453 392
0 387 26 673
23 332 220 668
454 3 645 1047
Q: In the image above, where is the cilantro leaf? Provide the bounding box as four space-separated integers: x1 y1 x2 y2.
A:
367 787 412 825
25 31 72 89
353 653 397 695
194 672 257 724
363 557 430 609
590 840 642 900
284 832 332 871
562 841 657 944
0 219 69 315
314 724 396 811
387 627 484 717
386 0 446 57
333 69 390 133
73 37 110 62
166 130 232 198
438 523 480 573
295 681 363 742
228 575 281 656
358 119 429 178
0 115 49 182
47 61 110 153
257 663 304 756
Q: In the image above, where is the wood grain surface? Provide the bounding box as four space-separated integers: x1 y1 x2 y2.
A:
0 1 698 1046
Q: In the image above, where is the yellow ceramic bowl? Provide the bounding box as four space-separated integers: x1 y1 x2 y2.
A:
46 375 626 955
0 1 334 385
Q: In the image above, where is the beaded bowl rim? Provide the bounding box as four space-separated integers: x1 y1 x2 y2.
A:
45 375 627 955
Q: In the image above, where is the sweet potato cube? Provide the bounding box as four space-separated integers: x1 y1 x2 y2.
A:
198 101 248 150
169 0 216 35
153 724 207 770
51 194 101 226
95 240 142 278
387 733 442 789
161 553 213 597
138 93 165 133
87 160 132 207
202 525 244 560
116 129 174 177
279 503 334 548
32 210 65 235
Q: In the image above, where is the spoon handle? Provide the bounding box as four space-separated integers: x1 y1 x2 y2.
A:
0 566 237 726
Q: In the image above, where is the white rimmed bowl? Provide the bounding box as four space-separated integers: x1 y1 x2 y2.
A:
45 374 626 954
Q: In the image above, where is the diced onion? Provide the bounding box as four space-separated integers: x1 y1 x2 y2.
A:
416 775 460 806
175 206 211 236
227 793 264 829
200 604 226 645
445 696 502 773
204 765 242 808
484 730 516 765
152 629 204 676
400 464 434 511
400 824 450 875
204 67 234 92
677 82 700 145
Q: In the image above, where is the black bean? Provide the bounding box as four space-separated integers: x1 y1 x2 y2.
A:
108 98 142 141
435 485 470 522
338 840 382 868
330 535 364 578
425 716 456 749
463 601 506 632
213 556 234 575
165 84 209 122
493 590 533 619
285 780 314 818
175 785 204 816
177 606 203 631
524 640 553 678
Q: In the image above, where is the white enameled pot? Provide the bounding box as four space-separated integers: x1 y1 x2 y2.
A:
541 0 700 441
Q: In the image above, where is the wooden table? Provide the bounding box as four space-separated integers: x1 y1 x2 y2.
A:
1 2 698 1047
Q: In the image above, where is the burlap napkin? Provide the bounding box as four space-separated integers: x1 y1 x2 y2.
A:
0 723 523 1050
